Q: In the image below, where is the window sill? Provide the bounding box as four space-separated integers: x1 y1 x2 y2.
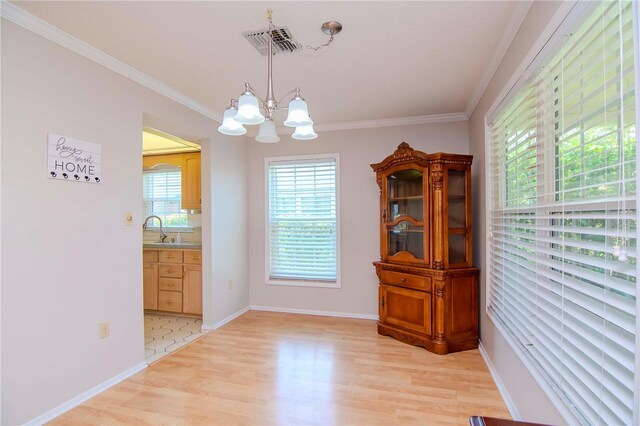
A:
266 278 340 289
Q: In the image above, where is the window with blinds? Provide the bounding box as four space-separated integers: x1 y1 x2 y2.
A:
487 1 637 425
143 168 188 227
266 154 339 286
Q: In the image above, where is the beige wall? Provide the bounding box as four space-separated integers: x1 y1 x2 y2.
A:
468 1 565 423
1 20 248 424
248 122 469 315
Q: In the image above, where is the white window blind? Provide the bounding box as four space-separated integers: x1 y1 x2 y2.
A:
143 169 188 227
487 1 637 425
267 155 338 285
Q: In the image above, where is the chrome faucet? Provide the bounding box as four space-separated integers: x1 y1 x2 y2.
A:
142 215 168 242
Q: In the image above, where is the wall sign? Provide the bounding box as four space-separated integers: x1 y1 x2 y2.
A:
47 133 101 183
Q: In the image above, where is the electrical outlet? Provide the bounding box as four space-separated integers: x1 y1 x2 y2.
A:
99 321 110 338
124 212 133 226
228 280 233 290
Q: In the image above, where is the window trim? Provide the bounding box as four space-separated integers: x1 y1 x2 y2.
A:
264 153 341 289
484 2 640 425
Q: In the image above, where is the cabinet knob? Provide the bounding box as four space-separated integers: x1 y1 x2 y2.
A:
401 278 407 283
167 283 174 286
193 256 201 260
167 255 176 259
168 300 173 304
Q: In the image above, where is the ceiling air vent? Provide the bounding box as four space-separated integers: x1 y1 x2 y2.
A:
243 26 302 56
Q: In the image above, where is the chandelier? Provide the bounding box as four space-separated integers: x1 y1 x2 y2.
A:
217 10 342 143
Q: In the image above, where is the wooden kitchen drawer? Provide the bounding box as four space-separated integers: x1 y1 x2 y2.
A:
143 250 158 262
159 264 182 278
381 270 431 291
184 250 202 265
158 290 183 313
159 250 183 264
159 277 183 292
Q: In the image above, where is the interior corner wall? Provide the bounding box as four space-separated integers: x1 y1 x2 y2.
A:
1 20 249 424
468 1 565 424
204 133 250 327
248 122 469 316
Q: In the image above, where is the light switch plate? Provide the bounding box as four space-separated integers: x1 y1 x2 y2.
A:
124 212 133 226
99 321 110 338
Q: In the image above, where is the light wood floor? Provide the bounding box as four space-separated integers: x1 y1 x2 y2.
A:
51 311 510 425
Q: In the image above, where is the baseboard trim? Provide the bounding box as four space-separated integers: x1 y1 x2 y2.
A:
25 361 147 426
478 341 521 421
201 306 250 331
250 305 378 321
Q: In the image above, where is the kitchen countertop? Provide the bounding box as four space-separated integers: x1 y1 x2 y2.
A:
143 241 202 250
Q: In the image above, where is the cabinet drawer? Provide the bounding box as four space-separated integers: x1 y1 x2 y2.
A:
159 250 183 264
159 264 182 278
381 270 431 291
158 290 183 313
184 251 202 265
159 277 183 292
143 250 158 262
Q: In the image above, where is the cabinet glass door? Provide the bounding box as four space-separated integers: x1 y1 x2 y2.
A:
388 222 424 259
386 169 424 260
447 169 467 264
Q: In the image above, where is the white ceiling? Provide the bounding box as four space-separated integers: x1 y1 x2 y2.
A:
11 1 529 127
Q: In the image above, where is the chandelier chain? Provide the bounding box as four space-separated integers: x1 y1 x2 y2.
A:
305 34 335 52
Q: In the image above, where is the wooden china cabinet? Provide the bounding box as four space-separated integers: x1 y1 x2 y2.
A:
371 142 478 354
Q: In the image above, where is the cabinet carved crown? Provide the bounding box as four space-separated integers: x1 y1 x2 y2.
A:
371 142 479 355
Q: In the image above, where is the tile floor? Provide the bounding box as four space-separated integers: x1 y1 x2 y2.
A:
144 314 207 363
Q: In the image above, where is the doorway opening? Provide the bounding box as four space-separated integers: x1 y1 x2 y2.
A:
141 127 205 363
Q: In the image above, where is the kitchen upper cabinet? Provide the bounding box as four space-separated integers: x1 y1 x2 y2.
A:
143 152 201 210
181 153 201 210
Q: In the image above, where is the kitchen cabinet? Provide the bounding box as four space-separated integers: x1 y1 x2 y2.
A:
143 248 202 316
371 142 478 354
143 152 201 210
181 153 201 210
143 259 158 310
183 264 202 315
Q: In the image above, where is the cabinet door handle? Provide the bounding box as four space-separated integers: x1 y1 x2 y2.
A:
382 209 387 222
167 255 176 259
192 256 201 260
167 299 173 304
167 283 174 286
381 296 385 308
401 278 407 283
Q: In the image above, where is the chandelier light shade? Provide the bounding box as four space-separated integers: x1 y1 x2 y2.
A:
235 90 265 125
218 100 247 136
218 9 341 143
255 118 280 143
292 123 318 140
284 94 313 128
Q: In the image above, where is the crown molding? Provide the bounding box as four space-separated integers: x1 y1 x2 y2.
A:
276 112 468 135
0 2 222 123
464 0 533 118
